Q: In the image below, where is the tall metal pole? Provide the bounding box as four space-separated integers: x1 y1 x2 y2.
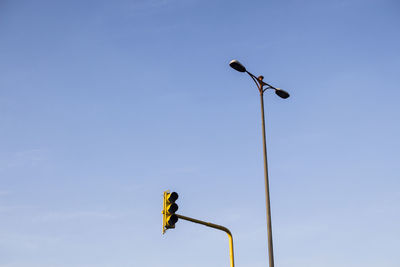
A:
230 59 289 267
259 90 275 267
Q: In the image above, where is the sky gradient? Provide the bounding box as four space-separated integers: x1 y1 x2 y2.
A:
1 0 399 266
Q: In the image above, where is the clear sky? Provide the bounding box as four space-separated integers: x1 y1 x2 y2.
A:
1 0 399 266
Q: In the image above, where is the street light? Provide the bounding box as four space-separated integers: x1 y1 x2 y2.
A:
229 59 289 267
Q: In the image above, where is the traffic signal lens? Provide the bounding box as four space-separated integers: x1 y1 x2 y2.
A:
167 214 178 227
168 192 178 202
167 203 178 213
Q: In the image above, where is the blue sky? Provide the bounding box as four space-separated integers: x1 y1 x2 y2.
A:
0 0 399 266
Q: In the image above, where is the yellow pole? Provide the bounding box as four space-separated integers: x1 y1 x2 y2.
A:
176 214 235 267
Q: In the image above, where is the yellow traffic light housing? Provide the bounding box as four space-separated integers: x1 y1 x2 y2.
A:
162 191 179 234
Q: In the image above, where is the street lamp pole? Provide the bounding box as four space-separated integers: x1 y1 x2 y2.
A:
229 60 289 267
259 84 275 267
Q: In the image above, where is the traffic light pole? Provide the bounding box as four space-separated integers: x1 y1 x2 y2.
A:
176 214 235 267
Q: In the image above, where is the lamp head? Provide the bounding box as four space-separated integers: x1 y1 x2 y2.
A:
229 60 246 72
275 88 290 99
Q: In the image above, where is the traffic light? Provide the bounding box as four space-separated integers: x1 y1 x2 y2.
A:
162 191 179 234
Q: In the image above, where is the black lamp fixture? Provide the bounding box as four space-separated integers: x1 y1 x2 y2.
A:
229 59 290 98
